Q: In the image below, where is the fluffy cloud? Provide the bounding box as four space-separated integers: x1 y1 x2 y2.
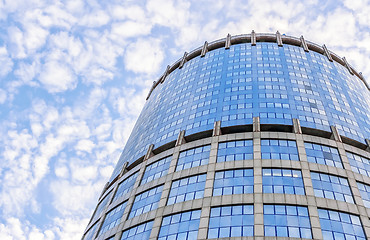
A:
0 47 13 77
38 61 77 92
124 38 165 75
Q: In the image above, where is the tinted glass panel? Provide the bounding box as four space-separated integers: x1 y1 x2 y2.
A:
208 205 254 238
158 210 201 240
213 169 253 196
318 209 366 240
263 169 305 195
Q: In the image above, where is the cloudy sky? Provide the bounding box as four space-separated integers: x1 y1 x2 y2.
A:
0 0 369 239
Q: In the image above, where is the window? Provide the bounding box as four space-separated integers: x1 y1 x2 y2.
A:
318 209 366 240
208 205 254 238
83 220 99 240
356 182 370 208
347 152 370 177
98 202 127 236
311 172 354 203
167 174 206 205
264 205 312 238
305 143 343 168
213 169 253 196
176 145 211 171
113 172 138 201
129 185 163 218
217 140 253 162
263 169 305 195
158 210 201 240
261 139 299 161
141 156 172 185
120 221 153 240
91 191 113 222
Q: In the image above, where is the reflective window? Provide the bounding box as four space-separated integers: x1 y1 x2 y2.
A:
261 139 299 160
262 169 305 195
121 221 153 240
176 145 211 171
213 169 253 196
217 140 253 162
158 210 201 240
110 42 370 182
91 191 113 222
98 202 127 236
167 174 206 205
129 185 163 218
318 209 366 240
208 205 254 238
264 205 312 238
83 220 99 240
311 172 354 203
113 171 138 201
347 152 370 178
141 156 172 185
305 143 343 168
357 182 370 208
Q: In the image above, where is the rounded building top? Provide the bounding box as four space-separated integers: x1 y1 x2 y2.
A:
110 31 370 183
147 31 368 100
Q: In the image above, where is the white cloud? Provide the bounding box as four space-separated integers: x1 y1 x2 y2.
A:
110 5 146 21
79 10 110 27
124 38 164 74
38 61 76 92
0 89 6 104
7 26 27 59
110 21 152 41
49 180 102 216
0 46 13 77
75 139 95 153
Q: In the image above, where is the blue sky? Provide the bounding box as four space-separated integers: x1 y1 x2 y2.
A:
0 0 369 239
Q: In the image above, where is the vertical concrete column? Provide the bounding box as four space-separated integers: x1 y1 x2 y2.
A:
322 44 333 62
149 135 185 240
198 132 219 240
342 57 354 75
251 30 256 46
120 144 157 231
276 31 283 47
335 140 370 238
225 33 231 49
253 126 263 238
201 41 208 57
179 52 188 69
300 35 309 52
295 128 323 239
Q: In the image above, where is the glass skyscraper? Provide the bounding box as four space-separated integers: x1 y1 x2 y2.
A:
83 32 370 240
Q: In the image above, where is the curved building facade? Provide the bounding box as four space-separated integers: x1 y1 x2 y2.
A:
83 32 370 240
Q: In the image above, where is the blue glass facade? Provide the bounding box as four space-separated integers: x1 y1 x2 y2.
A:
158 210 201 240
262 168 305 195
167 174 206 205
217 140 253 162
111 39 369 180
128 185 163 219
208 205 254 238
176 145 211 171
141 156 171 185
305 143 343 168
120 221 153 240
84 34 370 240
98 202 127 236
213 169 253 196
264 205 312 238
318 209 366 240
311 172 354 203
261 139 299 160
